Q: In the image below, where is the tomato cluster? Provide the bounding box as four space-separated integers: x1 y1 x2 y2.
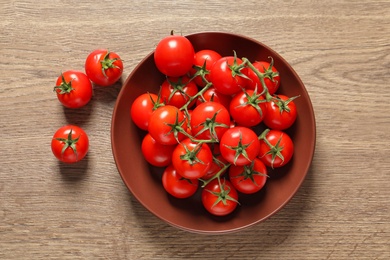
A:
131 33 299 216
51 49 123 164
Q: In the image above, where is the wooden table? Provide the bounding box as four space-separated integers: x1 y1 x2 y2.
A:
1 0 389 259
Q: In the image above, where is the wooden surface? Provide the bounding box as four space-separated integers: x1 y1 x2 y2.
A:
1 0 389 259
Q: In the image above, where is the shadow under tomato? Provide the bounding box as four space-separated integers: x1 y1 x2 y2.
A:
91 77 123 104
58 153 89 181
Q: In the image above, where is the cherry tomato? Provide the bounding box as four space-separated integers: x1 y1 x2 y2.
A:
201 179 238 216
196 87 232 111
246 59 280 95
130 93 163 130
209 55 248 95
51 125 89 163
263 94 298 130
220 126 260 166
259 129 294 168
154 34 195 77
148 105 188 145
229 158 268 194
54 70 93 109
160 76 198 108
141 133 176 167
162 165 199 199
190 49 222 87
229 89 267 127
85 49 123 86
172 138 213 179
190 101 230 142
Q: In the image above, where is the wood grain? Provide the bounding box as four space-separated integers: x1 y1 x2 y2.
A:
0 0 389 259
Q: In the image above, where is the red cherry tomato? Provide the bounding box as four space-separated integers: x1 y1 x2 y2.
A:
190 49 222 87
141 133 176 167
130 93 163 130
202 179 239 216
219 126 260 166
51 125 89 163
148 105 188 145
229 158 268 194
162 165 199 199
259 129 294 168
54 70 93 109
263 94 298 130
154 34 195 77
171 138 213 179
246 60 280 95
85 49 123 86
196 87 232 111
160 76 198 108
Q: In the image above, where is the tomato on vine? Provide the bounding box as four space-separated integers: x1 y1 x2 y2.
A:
160 76 198 108
201 178 239 216
162 165 199 199
258 129 294 168
130 92 163 130
263 94 299 130
85 49 123 86
229 158 268 194
245 58 280 95
54 70 93 109
190 49 222 87
51 125 89 163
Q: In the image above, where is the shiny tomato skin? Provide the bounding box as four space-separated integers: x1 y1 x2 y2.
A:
209 56 248 95
263 94 298 130
141 133 176 167
154 35 195 77
229 158 268 194
148 105 188 145
229 89 267 127
220 126 260 166
246 61 280 95
190 101 230 142
160 76 198 108
162 165 199 199
85 49 123 86
130 93 160 130
196 87 232 111
54 70 93 109
51 125 89 163
259 130 294 168
201 179 238 216
190 49 222 87
172 138 213 179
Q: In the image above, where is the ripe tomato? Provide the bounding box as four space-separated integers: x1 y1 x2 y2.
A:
259 129 294 168
263 94 298 130
220 126 260 166
245 60 280 95
196 87 232 110
209 55 248 95
201 178 238 216
162 165 199 199
202 144 228 180
148 105 188 145
190 49 222 87
160 76 198 108
229 89 267 127
190 101 230 142
141 133 176 167
54 70 93 109
172 138 213 179
85 49 123 86
154 34 195 77
130 93 163 130
229 158 268 194
51 125 89 163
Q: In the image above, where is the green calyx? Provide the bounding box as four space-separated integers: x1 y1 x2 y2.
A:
54 129 79 159
228 51 249 80
223 131 253 165
194 109 229 142
238 87 267 117
231 160 268 185
165 110 188 143
180 143 205 166
166 77 191 103
207 179 239 207
272 95 300 114
100 50 122 78
53 73 74 94
259 129 285 169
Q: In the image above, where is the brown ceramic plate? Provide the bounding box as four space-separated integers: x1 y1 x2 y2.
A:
111 32 316 234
